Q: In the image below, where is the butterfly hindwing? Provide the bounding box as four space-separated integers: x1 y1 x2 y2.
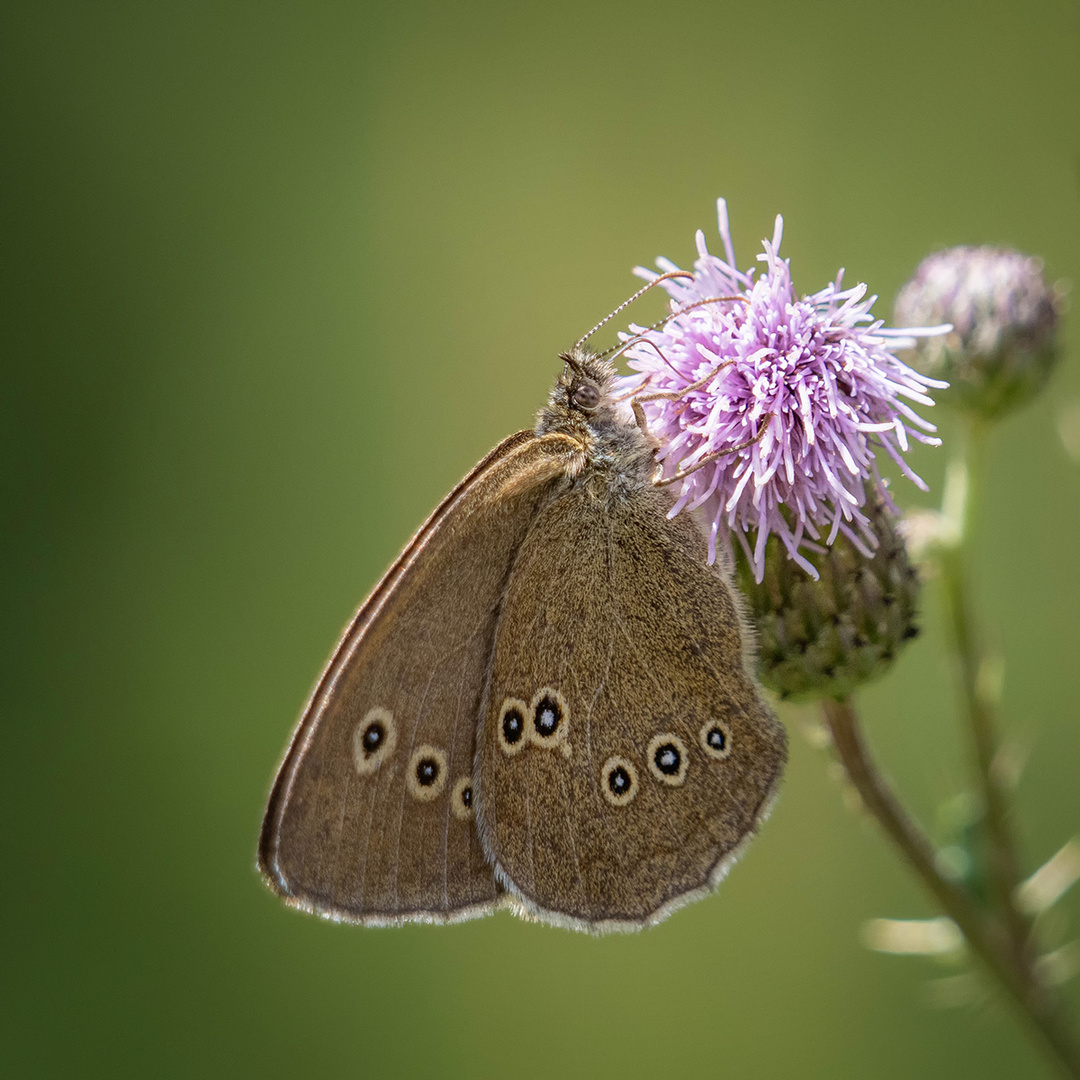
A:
476 477 787 931
258 431 583 924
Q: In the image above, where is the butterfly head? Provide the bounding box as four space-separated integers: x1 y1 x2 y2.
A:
537 346 619 434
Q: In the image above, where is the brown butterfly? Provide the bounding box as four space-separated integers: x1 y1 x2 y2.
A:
258 296 786 933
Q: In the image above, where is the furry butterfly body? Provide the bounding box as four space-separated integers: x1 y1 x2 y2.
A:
258 347 786 932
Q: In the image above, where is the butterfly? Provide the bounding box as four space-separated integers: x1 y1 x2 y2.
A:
258 292 786 934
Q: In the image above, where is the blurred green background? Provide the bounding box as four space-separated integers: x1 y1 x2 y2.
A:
3 1 1079 1077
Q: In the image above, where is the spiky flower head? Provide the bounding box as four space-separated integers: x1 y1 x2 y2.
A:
893 245 1062 420
615 199 948 582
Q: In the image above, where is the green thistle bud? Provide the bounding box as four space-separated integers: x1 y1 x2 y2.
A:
893 246 1062 420
734 496 920 701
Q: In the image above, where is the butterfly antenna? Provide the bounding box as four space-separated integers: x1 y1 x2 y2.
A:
573 271 694 353
607 335 682 378
597 294 748 361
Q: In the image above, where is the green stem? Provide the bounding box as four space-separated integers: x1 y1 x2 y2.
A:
822 698 1080 1078
939 418 1028 949
935 419 1080 1070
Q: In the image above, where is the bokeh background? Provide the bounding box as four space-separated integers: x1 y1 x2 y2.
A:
3 1 1079 1077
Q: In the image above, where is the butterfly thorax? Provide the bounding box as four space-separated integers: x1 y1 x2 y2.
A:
535 346 655 498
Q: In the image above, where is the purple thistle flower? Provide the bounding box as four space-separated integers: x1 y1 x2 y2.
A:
615 199 949 581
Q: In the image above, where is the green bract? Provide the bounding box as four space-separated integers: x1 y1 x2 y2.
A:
733 495 919 701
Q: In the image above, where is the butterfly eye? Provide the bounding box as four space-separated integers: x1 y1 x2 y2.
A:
497 698 529 756
699 721 732 760
600 756 638 807
529 687 569 749
450 776 475 821
352 707 398 775
407 744 448 801
646 733 689 786
571 382 601 411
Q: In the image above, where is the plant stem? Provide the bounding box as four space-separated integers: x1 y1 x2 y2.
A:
933 419 1080 1071
821 697 1080 1078
938 418 1029 953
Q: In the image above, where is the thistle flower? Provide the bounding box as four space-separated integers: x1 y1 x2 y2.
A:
893 245 1062 420
616 199 948 581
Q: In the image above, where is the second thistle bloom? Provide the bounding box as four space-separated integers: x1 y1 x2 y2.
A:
617 200 947 581
893 245 1062 420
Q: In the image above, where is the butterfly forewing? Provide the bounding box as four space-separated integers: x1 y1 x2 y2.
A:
476 479 787 930
259 431 583 924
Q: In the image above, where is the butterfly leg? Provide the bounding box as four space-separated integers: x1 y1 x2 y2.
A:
630 363 737 460
653 413 773 487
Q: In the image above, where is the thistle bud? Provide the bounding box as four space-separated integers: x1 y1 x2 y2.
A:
733 493 920 701
893 246 1062 420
